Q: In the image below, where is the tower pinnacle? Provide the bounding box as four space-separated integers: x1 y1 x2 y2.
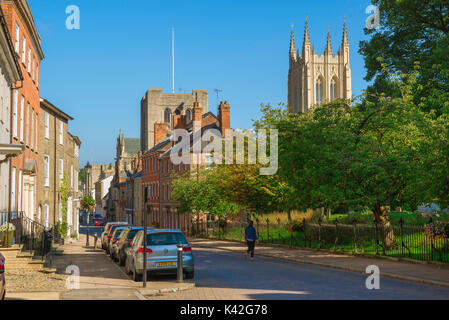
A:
325 29 333 55
290 26 297 61
342 19 349 47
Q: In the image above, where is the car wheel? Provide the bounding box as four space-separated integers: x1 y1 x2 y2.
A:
185 271 194 280
118 255 125 266
132 265 142 282
124 258 130 274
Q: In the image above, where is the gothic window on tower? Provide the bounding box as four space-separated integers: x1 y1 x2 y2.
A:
330 78 338 101
186 109 191 122
164 108 172 124
316 78 323 105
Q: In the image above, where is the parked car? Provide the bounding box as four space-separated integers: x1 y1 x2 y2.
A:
125 229 194 282
112 227 143 266
94 216 104 226
105 224 133 254
101 222 128 250
1 252 5 300
108 226 131 259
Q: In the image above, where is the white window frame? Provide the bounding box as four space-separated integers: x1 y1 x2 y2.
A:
11 167 16 214
44 155 50 187
22 36 26 64
19 96 24 142
18 170 22 213
44 111 49 139
13 90 18 138
59 120 63 145
59 159 64 184
27 47 31 73
15 23 20 53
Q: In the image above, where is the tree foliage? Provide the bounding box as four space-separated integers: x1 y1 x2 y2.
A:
359 0 449 115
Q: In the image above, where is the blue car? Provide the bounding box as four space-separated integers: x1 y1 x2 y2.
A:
125 229 194 281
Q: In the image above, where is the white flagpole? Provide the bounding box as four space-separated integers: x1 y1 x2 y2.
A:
172 28 175 93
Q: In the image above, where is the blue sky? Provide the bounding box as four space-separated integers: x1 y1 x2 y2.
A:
29 0 373 167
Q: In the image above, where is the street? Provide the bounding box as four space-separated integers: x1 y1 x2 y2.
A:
148 246 449 300
76 215 449 300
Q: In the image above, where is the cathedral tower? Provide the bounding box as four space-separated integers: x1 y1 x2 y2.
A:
288 20 352 113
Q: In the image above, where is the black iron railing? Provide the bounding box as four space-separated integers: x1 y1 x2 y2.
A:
191 217 449 264
1 212 54 260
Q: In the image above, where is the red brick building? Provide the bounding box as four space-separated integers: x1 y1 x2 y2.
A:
1 0 44 220
141 101 231 234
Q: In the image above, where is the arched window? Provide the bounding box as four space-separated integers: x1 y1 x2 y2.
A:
330 78 338 101
316 78 323 105
164 108 172 123
186 109 192 122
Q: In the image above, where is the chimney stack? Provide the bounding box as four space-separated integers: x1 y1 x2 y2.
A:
154 122 168 145
218 101 230 138
193 102 202 132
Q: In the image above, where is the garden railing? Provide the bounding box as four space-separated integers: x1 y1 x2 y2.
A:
191 217 449 264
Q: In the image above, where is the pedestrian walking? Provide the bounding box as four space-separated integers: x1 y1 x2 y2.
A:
244 220 258 261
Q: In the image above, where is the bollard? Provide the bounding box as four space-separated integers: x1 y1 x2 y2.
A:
94 233 98 250
177 243 184 283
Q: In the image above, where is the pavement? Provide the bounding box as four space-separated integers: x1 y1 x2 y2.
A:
190 238 449 288
6 232 195 300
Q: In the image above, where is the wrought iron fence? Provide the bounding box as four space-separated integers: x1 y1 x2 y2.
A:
190 217 449 264
0 212 53 260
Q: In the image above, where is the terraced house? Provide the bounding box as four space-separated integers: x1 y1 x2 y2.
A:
38 98 81 236
0 4 23 225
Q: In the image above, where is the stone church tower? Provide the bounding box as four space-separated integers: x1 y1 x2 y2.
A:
140 89 208 151
288 20 352 113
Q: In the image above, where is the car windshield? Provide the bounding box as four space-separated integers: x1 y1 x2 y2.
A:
146 233 188 246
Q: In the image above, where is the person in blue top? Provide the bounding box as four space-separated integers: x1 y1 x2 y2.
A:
244 220 258 261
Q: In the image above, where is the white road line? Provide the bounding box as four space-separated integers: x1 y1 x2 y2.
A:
134 290 147 300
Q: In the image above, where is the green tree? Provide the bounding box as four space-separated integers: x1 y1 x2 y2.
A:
57 173 68 238
265 71 439 249
359 0 449 115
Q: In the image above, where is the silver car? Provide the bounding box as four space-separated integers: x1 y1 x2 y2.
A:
125 229 194 282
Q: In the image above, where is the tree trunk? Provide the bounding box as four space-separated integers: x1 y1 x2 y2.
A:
287 210 292 222
373 205 397 250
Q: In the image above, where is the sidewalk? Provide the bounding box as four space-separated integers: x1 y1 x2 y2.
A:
7 234 194 300
190 238 449 288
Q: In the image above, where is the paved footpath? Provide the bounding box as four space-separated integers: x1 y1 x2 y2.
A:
7 234 194 300
189 238 449 288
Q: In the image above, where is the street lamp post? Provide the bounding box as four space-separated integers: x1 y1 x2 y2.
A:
143 202 150 288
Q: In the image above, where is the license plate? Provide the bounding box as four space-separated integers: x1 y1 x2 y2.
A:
156 261 176 267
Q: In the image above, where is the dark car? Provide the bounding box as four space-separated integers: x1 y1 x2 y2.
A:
113 227 143 266
105 224 132 254
1 252 5 300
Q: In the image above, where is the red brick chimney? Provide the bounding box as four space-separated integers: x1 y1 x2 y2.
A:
193 102 202 132
154 122 167 145
173 114 186 130
218 101 230 137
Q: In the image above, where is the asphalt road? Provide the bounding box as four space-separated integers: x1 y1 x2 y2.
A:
78 214 449 300
149 246 449 300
